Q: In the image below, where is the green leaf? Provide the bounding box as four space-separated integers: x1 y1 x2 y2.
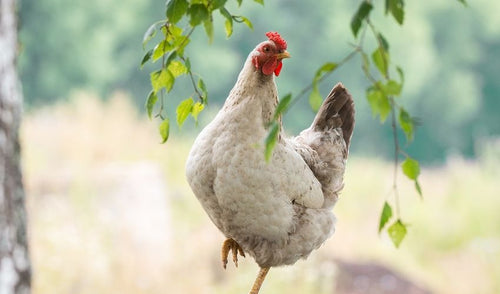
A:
309 84 323 112
173 35 190 56
220 8 233 37
396 66 405 85
150 70 162 92
384 80 402 96
415 180 422 197
150 69 175 93
314 62 338 81
219 7 231 19
253 0 264 5
388 220 407 248
457 0 467 6
152 40 172 62
166 0 188 24
163 70 175 92
264 122 279 162
159 118 170 144
191 101 205 122
399 108 413 141
372 47 389 77
274 93 292 120
224 19 233 37
143 23 159 48
379 202 393 233
141 49 153 68
188 4 209 26
197 78 207 92
378 33 390 51
233 16 253 29
402 157 420 180
242 17 253 29
203 19 214 43
198 78 208 103
168 60 188 77
236 0 243 6
176 97 194 127
366 88 391 122
145 90 158 120
351 1 373 37
211 0 227 9
165 24 183 41
165 51 178 67
386 0 405 25
164 25 187 55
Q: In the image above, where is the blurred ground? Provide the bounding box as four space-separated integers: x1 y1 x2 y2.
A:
22 93 500 294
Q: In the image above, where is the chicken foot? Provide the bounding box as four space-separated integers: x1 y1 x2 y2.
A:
249 267 270 294
221 238 245 269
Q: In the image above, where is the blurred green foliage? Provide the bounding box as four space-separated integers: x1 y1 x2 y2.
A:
18 0 163 105
18 0 500 163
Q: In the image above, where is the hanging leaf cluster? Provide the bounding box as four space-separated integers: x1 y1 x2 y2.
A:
141 0 261 141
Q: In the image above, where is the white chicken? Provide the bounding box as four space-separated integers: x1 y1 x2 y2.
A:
185 32 355 294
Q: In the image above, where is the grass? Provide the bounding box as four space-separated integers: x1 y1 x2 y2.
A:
22 92 500 294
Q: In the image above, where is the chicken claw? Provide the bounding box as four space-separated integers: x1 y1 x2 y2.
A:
221 238 245 269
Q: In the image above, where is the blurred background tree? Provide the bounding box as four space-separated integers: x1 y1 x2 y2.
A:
1 0 31 293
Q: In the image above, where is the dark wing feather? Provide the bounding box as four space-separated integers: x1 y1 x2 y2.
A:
311 83 355 148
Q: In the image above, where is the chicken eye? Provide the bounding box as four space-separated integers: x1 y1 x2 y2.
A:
263 46 270 52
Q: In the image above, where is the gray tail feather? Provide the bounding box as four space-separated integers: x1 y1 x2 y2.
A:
311 82 355 148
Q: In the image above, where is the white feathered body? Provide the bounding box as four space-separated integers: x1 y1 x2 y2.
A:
185 53 353 268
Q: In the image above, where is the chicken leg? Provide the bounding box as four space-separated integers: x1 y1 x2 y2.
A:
249 267 270 294
221 238 245 269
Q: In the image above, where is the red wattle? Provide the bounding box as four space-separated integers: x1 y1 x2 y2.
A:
262 58 277 76
274 61 283 76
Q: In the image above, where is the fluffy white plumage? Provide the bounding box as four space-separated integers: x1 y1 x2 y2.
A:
185 39 354 269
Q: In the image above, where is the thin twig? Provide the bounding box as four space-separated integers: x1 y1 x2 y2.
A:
157 51 167 120
390 97 401 218
283 49 359 114
181 56 205 101
176 26 205 102
283 22 370 114
366 17 402 217
177 26 196 50
367 19 390 79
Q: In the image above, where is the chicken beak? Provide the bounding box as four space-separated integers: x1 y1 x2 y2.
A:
275 51 291 60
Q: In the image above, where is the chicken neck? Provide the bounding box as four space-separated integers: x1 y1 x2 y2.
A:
222 56 280 128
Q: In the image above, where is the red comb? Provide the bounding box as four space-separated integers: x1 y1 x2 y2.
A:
266 31 287 51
